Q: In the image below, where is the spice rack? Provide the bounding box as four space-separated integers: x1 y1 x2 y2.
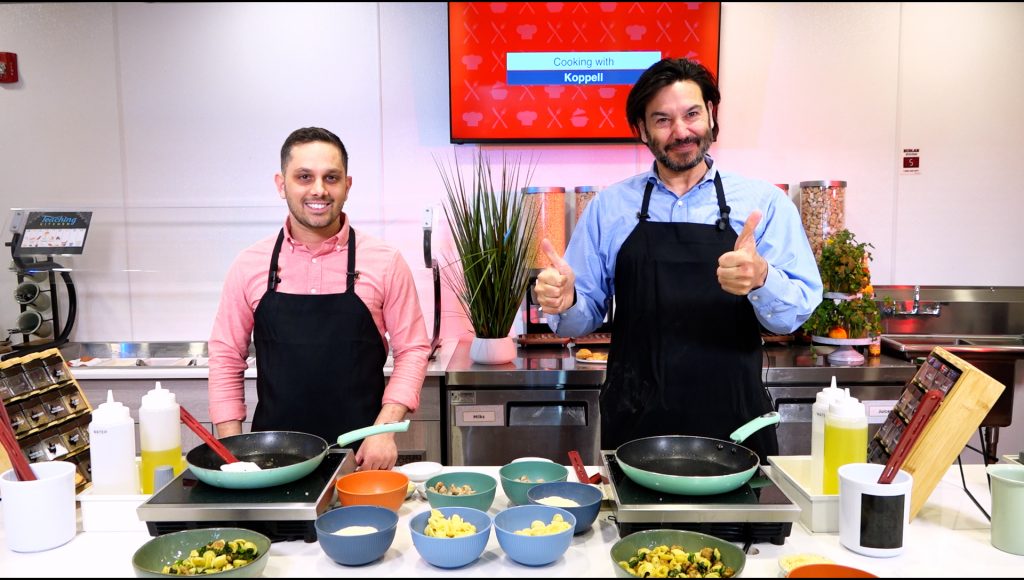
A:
867 346 1004 518
0 348 93 493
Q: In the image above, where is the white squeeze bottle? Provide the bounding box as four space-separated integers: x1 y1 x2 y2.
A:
88 390 140 494
822 391 868 495
810 376 846 494
139 381 183 493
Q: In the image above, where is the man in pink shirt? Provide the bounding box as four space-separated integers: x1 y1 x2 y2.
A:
208 127 430 470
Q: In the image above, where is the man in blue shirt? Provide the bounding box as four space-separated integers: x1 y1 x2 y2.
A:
534 58 822 460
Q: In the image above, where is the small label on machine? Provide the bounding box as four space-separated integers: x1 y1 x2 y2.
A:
455 405 504 427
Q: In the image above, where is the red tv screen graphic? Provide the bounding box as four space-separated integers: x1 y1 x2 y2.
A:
448 2 721 143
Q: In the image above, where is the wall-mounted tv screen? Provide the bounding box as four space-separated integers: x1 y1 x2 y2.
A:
448 2 721 143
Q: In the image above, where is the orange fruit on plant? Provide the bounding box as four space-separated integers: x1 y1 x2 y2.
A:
862 284 874 296
828 327 848 339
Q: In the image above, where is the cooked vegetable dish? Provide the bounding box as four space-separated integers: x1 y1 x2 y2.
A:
162 538 260 575
618 544 735 578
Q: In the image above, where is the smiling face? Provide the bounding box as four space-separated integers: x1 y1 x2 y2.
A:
275 141 351 244
639 80 715 177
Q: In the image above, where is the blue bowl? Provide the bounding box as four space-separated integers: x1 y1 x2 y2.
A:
409 506 492 569
315 505 398 566
494 504 576 566
526 481 603 535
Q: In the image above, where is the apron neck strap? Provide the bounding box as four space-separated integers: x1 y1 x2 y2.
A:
346 228 358 293
267 229 285 291
636 169 731 228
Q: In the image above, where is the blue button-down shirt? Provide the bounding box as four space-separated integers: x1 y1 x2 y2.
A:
550 159 823 336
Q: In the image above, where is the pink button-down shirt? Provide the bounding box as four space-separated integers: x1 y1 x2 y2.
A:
208 216 430 425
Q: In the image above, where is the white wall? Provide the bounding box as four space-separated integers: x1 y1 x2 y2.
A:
1 2 1021 342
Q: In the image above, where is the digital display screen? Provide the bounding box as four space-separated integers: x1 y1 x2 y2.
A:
13 211 93 256
448 1 722 143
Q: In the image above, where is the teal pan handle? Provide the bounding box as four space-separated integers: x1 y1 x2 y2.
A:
337 420 411 447
728 411 780 444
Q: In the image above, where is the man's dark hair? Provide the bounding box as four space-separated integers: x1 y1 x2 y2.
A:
625 58 721 142
280 127 349 172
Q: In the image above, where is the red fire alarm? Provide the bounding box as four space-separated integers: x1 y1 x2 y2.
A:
0 53 19 83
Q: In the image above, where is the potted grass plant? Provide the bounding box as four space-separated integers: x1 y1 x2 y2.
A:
436 149 538 364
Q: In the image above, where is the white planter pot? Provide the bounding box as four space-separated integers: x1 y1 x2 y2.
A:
469 336 516 365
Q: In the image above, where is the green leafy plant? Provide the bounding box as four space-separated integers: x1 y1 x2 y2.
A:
818 229 872 294
802 229 882 339
436 150 538 339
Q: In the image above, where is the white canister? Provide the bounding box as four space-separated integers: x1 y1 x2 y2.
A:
88 389 140 494
838 462 912 557
0 461 77 552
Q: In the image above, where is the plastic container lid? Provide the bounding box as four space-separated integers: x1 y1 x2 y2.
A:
815 376 846 406
828 391 865 419
141 381 177 406
92 390 132 422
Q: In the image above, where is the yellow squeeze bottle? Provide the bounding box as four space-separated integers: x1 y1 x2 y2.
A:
822 392 867 495
139 381 183 493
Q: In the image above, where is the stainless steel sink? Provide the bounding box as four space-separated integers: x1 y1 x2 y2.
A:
881 334 1024 356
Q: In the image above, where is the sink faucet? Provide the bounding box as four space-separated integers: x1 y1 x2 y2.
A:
885 285 942 317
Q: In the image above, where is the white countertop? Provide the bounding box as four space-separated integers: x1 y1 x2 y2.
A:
0 463 1017 577
66 340 456 381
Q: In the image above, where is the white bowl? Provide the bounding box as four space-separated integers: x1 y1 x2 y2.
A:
510 457 553 463
398 461 443 482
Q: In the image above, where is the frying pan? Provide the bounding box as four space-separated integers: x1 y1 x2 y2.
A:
614 411 780 496
186 420 410 489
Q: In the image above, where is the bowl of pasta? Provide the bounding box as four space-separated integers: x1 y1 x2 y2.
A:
610 529 745 578
132 527 271 578
408 506 492 569
526 480 604 535
493 504 576 566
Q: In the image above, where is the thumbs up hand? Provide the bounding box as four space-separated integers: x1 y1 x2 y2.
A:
717 210 769 296
534 239 576 314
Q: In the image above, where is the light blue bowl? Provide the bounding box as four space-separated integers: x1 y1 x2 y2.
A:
498 461 569 506
315 505 398 566
409 506 492 569
494 504 576 566
526 481 603 535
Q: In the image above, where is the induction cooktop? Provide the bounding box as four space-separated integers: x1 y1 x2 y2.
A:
136 449 352 542
602 452 799 545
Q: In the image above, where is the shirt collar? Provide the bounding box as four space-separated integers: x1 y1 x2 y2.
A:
283 213 348 253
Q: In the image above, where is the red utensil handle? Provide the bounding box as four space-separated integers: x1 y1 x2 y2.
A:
0 402 35 481
878 389 944 484
568 450 601 484
179 407 239 464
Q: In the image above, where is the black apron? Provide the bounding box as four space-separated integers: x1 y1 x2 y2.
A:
601 172 778 462
251 228 386 449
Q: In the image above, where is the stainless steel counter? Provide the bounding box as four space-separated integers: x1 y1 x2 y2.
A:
444 341 917 386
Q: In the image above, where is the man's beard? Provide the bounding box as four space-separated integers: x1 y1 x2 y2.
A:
649 130 713 173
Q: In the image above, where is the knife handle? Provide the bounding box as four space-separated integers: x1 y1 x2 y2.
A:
878 389 944 484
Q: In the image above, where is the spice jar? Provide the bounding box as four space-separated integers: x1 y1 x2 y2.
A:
23 357 55 390
0 364 33 398
799 180 846 258
523 186 566 269
41 354 70 385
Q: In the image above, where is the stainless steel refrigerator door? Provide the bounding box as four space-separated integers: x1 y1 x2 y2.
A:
448 388 601 466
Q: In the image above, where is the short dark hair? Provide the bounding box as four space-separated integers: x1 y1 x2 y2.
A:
625 58 721 141
280 127 349 172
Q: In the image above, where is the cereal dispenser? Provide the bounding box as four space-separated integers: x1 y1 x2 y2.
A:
799 180 846 259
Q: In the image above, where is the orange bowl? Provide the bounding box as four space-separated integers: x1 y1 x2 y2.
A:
335 470 409 512
788 564 877 578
